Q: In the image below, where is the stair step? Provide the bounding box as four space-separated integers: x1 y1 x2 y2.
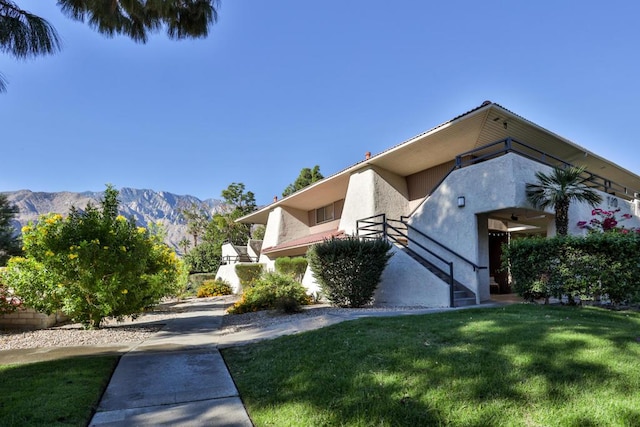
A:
454 297 476 307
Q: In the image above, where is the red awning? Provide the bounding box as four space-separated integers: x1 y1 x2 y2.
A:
261 229 346 254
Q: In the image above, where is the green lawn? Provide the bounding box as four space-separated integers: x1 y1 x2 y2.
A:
0 356 118 426
222 304 640 426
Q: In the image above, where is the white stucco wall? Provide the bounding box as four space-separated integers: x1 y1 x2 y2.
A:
221 243 238 261
568 193 640 235
215 264 242 293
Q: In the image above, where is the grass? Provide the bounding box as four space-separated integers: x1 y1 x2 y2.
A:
222 304 640 426
0 356 119 426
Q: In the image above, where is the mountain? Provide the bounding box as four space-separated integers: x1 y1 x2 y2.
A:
3 188 225 255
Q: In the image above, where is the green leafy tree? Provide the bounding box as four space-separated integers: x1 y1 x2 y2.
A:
222 182 256 216
251 224 266 240
182 183 257 272
282 165 324 197
0 193 21 265
216 182 256 244
183 240 221 273
526 166 602 236
2 185 185 328
1 0 220 92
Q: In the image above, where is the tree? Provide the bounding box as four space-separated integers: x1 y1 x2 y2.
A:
180 202 210 247
282 165 324 198
221 182 256 216
0 0 61 92
1 0 220 92
178 237 191 255
181 182 257 272
0 193 21 265
183 240 221 273
2 185 185 328
526 166 602 236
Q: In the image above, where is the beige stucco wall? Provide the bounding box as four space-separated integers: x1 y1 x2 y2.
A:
339 166 410 235
259 206 309 265
374 246 450 307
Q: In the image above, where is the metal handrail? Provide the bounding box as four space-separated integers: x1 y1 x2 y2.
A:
357 214 464 306
220 255 259 264
390 218 486 272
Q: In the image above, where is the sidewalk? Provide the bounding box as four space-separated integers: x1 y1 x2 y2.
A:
89 297 253 426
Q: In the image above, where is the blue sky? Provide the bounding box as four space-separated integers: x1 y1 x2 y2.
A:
2 1 640 205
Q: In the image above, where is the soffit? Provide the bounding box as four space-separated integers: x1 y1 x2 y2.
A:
239 102 640 225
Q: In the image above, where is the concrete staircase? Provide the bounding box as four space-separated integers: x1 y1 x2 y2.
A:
398 245 476 307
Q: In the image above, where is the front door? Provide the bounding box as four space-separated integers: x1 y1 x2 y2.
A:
489 231 509 293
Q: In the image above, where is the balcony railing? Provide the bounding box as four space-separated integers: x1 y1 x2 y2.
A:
452 137 639 200
220 255 258 265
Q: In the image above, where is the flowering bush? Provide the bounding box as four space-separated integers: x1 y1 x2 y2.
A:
196 279 233 297
1 186 186 328
577 208 638 234
0 274 21 315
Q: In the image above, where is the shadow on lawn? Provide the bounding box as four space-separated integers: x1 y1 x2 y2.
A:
224 304 640 426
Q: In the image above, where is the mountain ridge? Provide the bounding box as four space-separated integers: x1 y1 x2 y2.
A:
3 188 225 254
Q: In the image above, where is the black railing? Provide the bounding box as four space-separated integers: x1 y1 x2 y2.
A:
220 255 258 265
453 137 638 200
356 214 486 306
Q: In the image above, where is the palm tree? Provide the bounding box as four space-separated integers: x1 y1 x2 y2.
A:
526 165 602 236
0 0 62 92
1 0 220 92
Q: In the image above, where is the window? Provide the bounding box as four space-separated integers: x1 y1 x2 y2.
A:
316 203 334 224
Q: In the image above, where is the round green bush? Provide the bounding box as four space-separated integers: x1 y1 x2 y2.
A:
228 272 310 314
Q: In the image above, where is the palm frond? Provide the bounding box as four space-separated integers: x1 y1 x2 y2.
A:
57 0 219 43
0 0 62 58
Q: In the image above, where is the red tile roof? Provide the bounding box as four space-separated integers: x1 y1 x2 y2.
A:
261 229 346 254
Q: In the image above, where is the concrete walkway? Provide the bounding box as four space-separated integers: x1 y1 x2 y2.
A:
89 297 253 426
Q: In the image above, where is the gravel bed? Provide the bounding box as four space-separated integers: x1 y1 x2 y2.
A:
0 303 183 351
1 298 431 350
218 304 430 334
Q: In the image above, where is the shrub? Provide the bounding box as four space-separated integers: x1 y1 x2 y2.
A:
1 186 185 328
0 271 21 315
183 241 221 273
196 279 233 297
227 272 310 314
235 263 265 288
274 256 308 282
503 233 640 305
307 237 393 308
189 273 218 288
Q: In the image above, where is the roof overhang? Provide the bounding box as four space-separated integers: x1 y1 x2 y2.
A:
239 101 640 224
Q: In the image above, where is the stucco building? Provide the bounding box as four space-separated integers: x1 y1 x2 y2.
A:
221 102 640 307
